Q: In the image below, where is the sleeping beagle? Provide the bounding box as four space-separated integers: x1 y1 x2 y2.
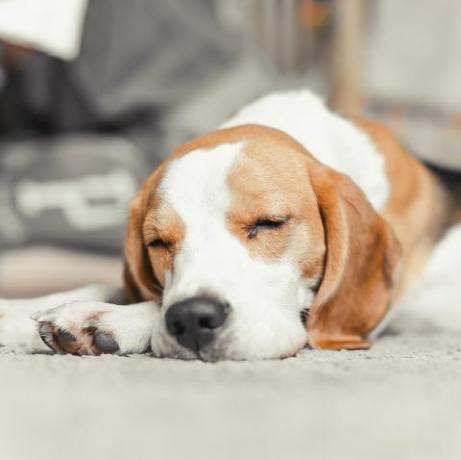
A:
0 90 457 361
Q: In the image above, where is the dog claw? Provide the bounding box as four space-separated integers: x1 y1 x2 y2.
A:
38 321 60 352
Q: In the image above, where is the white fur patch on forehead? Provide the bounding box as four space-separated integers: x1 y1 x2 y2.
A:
158 142 243 221
222 90 390 210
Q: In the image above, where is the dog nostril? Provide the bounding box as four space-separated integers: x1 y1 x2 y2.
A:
198 316 213 329
171 321 185 336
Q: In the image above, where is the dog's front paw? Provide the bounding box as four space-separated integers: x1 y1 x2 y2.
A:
32 301 153 356
33 303 119 355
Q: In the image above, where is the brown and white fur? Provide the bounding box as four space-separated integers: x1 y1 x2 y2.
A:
0 91 457 360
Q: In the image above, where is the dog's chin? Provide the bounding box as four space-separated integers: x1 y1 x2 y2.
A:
151 334 308 362
150 335 232 362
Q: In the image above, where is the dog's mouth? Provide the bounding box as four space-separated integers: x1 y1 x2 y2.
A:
149 318 231 362
151 328 307 362
151 341 229 362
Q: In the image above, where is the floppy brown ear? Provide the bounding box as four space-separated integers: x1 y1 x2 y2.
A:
306 165 401 350
123 197 163 303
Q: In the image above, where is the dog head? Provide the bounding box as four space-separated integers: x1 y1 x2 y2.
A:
124 125 400 361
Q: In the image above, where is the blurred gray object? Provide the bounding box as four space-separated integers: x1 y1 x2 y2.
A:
364 0 461 170
0 135 145 252
0 0 239 155
366 0 461 114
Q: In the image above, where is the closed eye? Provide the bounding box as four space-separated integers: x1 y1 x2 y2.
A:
148 238 172 249
248 218 290 239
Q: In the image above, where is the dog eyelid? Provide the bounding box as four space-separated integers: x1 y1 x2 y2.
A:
247 217 290 239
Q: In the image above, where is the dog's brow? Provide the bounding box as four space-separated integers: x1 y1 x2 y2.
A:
234 189 292 216
142 214 160 232
142 211 171 238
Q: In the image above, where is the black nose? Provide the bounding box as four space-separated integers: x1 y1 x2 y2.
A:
165 296 229 351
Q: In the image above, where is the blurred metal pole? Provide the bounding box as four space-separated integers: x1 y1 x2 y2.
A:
280 0 298 73
331 0 364 113
246 0 303 74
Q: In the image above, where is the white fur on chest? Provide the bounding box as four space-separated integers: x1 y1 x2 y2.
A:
222 90 390 210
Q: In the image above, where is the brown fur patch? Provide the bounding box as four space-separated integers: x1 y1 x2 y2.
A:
353 117 450 299
226 130 325 278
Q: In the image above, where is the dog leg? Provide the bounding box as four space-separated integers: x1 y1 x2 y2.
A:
33 300 160 355
0 284 122 352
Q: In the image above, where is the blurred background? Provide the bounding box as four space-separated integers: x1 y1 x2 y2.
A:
0 0 460 297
